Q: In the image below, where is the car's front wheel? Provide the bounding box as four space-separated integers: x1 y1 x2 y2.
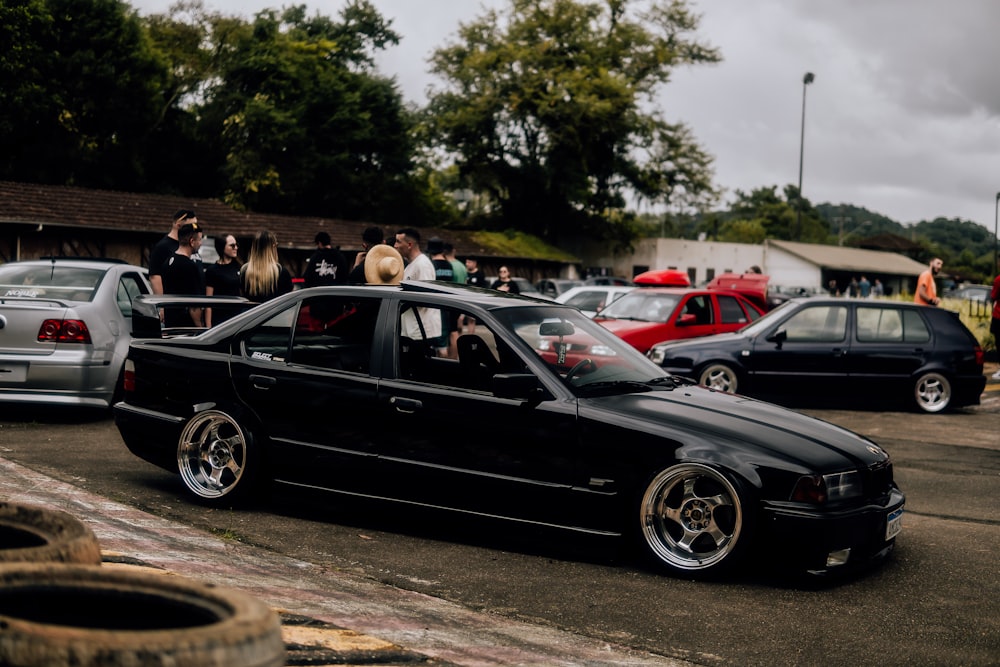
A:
698 363 738 393
913 371 951 413
177 409 259 504
637 463 753 578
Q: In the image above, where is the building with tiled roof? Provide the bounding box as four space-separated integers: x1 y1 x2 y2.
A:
0 181 577 280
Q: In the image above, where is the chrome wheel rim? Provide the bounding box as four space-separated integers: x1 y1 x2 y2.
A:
640 463 743 571
915 372 951 413
177 411 247 499
700 364 737 393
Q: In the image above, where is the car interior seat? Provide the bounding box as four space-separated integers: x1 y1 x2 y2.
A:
457 334 500 389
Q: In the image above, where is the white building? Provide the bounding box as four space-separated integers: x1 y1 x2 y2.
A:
586 238 928 297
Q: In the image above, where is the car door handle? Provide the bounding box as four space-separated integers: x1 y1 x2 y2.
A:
389 396 422 413
832 348 846 357
249 374 276 389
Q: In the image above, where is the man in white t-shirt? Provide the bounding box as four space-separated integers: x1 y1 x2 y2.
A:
394 228 442 341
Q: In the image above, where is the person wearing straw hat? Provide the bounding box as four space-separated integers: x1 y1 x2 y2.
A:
364 244 404 285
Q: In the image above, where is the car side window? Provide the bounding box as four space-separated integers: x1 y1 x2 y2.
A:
718 296 749 324
243 307 296 362
782 305 847 342
117 273 148 317
397 303 522 392
681 295 713 324
857 307 904 342
902 310 931 343
288 295 379 374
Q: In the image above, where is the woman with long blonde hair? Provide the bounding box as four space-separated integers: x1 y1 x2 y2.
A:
240 230 293 302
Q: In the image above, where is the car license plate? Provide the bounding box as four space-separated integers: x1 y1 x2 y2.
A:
0 363 27 383
885 507 903 540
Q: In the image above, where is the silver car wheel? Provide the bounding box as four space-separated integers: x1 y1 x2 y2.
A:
639 463 746 573
914 372 951 413
699 363 738 393
177 410 250 500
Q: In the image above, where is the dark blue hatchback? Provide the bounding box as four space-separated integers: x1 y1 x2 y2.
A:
648 298 986 413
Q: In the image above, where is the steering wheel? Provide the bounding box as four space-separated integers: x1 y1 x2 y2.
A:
565 358 596 382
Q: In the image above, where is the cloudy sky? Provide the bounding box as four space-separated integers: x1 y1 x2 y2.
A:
130 0 1000 235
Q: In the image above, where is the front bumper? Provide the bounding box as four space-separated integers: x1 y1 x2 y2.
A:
760 486 906 572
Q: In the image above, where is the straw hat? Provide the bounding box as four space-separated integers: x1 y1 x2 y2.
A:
364 244 404 285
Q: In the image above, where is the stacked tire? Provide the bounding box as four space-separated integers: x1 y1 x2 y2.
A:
0 502 285 667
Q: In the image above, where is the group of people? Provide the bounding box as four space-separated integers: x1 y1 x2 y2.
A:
827 275 884 298
148 210 296 328
149 212 522 332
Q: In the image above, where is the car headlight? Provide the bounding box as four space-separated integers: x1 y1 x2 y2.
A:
648 346 666 364
588 344 617 357
790 471 863 504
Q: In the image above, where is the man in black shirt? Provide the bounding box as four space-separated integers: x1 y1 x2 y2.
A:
302 231 349 287
161 223 206 327
150 209 196 294
465 256 487 288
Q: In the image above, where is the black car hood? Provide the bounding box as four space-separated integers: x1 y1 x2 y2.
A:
581 384 886 471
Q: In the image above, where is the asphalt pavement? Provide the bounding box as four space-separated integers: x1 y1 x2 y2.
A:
3 368 997 666
0 455 688 666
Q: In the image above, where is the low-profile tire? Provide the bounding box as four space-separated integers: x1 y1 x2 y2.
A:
0 563 285 667
177 409 259 505
698 363 738 393
0 502 102 565
637 463 754 578
913 371 951 413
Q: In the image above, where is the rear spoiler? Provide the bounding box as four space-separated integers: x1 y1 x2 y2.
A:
131 294 255 338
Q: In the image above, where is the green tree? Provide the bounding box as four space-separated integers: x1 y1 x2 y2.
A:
424 0 720 246
722 185 826 243
0 0 168 189
195 2 421 222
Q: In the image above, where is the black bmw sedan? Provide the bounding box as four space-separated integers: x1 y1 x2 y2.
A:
648 297 986 413
114 283 904 578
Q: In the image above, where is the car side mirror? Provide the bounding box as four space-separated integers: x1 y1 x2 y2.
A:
493 373 548 405
766 328 787 347
677 313 697 326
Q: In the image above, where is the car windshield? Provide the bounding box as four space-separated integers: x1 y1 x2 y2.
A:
598 291 681 322
492 305 672 391
0 264 104 302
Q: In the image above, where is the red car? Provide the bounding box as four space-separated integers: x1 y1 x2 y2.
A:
594 287 766 353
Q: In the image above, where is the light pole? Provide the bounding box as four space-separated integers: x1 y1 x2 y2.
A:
796 72 815 241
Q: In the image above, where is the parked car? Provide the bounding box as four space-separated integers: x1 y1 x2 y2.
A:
485 276 553 300
535 278 582 299
115 283 904 577
0 258 151 408
594 287 766 353
943 284 991 302
583 276 632 286
554 284 635 317
648 298 986 413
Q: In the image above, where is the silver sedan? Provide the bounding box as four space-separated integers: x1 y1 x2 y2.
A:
0 258 151 408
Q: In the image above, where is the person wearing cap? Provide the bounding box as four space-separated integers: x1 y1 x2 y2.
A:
363 244 404 285
150 209 197 295
302 231 349 288
160 222 205 328
349 226 385 284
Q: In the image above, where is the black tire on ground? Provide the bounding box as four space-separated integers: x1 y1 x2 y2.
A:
0 502 102 565
0 563 285 667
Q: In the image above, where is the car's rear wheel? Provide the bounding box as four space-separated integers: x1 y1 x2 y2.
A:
698 363 738 393
913 371 951 413
637 463 753 577
177 409 258 504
